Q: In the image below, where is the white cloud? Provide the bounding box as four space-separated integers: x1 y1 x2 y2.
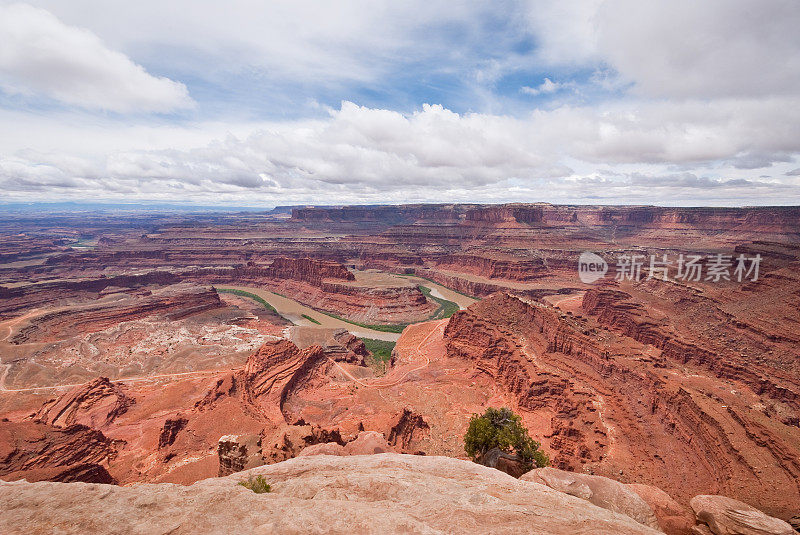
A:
23 1 494 89
521 78 564 96
527 0 800 100
596 0 800 99
525 0 604 65
0 1 799 206
1 99 799 205
0 3 193 113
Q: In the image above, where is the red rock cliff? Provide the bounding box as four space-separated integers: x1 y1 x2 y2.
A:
266 257 355 286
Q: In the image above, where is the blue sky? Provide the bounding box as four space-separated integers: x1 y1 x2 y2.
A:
0 0 799 206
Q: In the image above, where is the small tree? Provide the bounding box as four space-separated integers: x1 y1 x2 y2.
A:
464 407 549 470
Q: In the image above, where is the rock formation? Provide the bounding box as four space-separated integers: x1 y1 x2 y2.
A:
689 495 795 535
261 424 345 463
157 417 188 449
387 408 430 450
0 420 117 484
441 292 800 518
523 467 661 530
3 202 800 524
217 434 264 477
628 483 696 535
299 430 396 457
265 256 355 284
35 377 133 429
0 454 663 534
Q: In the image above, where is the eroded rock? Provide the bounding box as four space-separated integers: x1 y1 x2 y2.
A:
522 467 660 530
628 482 695 535
689 495 795 535
157 417 188 449
0 454 663 534
387 408 430 451
297 442 346 456
261 424 344 463
217 434 263 477
0 420 117 484
342 431 395 455
35 377 133 429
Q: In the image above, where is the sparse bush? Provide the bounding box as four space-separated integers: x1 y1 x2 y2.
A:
238 474 272 494
216 288 278 314
362 338 395 374
418 285 460 319
464 407 549 470
301 313 322 325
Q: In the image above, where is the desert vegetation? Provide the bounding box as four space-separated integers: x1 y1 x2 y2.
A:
301 314 321 325
238 474 271 494
362 338 395 374
418 286 460 320
216 288 279 314
464 407 550 472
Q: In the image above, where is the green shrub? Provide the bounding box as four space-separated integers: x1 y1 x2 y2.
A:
301 314 322 325
216 288 278 314
238 474 272 494
464 407 549 470
362 338 395 374
418 285 460 320
315 311 408 333
362 338 395 360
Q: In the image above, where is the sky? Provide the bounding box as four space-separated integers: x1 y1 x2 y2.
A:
1 0 799 207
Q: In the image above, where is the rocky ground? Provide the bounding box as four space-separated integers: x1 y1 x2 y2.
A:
0 454 665 535
1 203 800 532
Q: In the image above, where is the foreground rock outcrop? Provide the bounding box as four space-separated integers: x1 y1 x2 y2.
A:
628 483 696 535
689 495 795 535
298 430 395 457
0 454 661 534
522 467 661 530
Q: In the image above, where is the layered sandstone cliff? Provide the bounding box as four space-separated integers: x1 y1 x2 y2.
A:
265 257 354 284
35 377 133 429
441 292 800 518
8 284 223 344
0 420 117 484
291 203 800 236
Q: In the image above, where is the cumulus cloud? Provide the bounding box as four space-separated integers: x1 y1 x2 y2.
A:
786 168 800 176
1 100 798 205
521 78 565 96
0 3 193 112
1 2 799 205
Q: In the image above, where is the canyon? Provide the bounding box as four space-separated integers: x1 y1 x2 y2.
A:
1 203 799 533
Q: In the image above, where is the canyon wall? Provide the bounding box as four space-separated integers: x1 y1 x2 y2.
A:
441 293 800 517
291 203 800 235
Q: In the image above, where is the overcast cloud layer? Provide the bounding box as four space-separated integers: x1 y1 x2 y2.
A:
0 0 799 207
